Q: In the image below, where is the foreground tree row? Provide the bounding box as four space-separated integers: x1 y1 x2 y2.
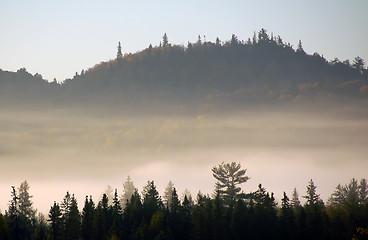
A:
1 162 368 240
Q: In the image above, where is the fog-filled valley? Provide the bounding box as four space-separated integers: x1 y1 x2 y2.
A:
1 102 368 214
1 29 368 239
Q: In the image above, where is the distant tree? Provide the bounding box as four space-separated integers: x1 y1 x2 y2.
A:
162 33 169 47
303 179 322 207
163 181 175 209
18 181 35 219
169 188 181 214
257 28 269 42
291 188 301 208
230 34 238 46
60 192 72 220
353 56 365 71
181 188 193 204
252 31 257 45
297 40 305 53
117 41 123 59
212 162 249 205
121 176 136 208
48 202 62 240
17 181 35 238
103 185 114 206
196 35 202 45
359 179 368 205
276 35 284 47
215 37 221 46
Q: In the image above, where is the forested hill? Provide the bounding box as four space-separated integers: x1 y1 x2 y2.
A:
1 29 368 109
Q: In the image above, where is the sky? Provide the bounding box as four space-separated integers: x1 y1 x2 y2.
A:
1 0 367 81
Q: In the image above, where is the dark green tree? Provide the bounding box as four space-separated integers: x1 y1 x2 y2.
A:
48 202 62 240
142 181 163 221
123 189 142 239
303 180 326 240
6 186 21 240
81 196 94 240
65 194 80 240
117 42 123 60
111 189 123 239
280 192 296 240
162 33 169 48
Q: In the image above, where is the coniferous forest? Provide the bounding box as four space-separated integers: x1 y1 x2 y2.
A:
1 162 368 240
0 29 367 111
1 29 368 240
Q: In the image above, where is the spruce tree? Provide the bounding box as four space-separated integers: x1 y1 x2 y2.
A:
81 196 94 240
48 202 62 240
117 42 123 59
162 33 169 47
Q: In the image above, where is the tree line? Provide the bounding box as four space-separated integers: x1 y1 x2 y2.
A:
1 162 368 240
1 29 367 110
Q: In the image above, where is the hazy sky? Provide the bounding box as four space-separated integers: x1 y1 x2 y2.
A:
1 0 367 81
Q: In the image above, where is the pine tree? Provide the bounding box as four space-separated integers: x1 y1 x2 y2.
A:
111 189 123 239
212 162 249 206
215 37 221 47
230 34 238 46
18 181 35 221
196 35 202 45
142 181 163 221
352 56 365 71
303 179 322 207
65 194 80 240
163 181 174 209
117 42 123 59
291 188 301 208
297 40 305 53
280 192 296 240
6 186 21 240
162 33 169 47
81 196 94 240
169 188 180 214
121 176 136 208
48 202 62 240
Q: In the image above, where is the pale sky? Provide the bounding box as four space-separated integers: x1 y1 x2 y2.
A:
1 0 367 81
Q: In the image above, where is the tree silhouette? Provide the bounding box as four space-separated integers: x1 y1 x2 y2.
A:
162 33 169 47
212 162 249 205
48 202 62 240
117 42 123 59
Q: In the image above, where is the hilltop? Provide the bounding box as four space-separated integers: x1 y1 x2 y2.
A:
1 29 367 111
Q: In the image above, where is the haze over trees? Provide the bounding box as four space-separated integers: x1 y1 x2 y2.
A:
0 29 367 111
1 163 368 240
